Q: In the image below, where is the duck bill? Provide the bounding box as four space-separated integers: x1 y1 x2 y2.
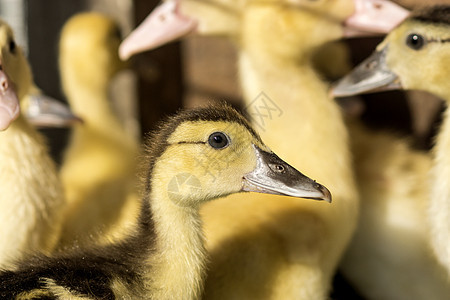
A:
332 46 401 97
242 145 331 202
0 68 20 131
24 94 83 128
344 0 409 37
119 0 197 60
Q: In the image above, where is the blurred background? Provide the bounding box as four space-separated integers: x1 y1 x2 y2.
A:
3 0 449 163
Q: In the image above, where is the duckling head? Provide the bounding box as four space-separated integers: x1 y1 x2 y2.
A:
333 6 450 100
119 0 408 60
59 12 125 94
146 104 331 206
0 19 32 130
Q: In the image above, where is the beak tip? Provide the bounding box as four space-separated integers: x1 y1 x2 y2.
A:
118 44 131 61
317 184 332 203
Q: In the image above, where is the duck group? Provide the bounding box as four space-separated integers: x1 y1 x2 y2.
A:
1 1 450 299
119 0 410 298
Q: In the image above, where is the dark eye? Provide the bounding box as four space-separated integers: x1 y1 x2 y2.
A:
406 33 425 50
9 39 16 53
208 132 229 149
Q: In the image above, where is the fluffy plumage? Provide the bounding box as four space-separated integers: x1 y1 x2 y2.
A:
332 6 450 298
119 0 408 298
0 19 65 269
387 5 450 279
0 103 329 299
58 13 140 248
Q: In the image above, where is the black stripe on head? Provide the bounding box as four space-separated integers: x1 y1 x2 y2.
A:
142 102 263 194
136 102 262 241
412 5 450 26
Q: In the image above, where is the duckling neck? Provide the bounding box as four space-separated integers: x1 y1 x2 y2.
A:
63 78 135 158
67 85 121 129
429 99 450 269
140 175 206 299
238 49 349 166
0 116 63 267
238 47 357 271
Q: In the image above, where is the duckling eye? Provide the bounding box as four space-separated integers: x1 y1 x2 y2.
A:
8 39 16 54
406 33 425 50
208 132 229 149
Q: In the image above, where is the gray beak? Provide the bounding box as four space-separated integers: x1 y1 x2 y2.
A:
242 145 332 203
25 94 83 128
332 46 402 97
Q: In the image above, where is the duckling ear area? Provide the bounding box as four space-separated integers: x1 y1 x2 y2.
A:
383 20 450 97
155 121 268 202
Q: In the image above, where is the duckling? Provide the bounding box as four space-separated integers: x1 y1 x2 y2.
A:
0 20 65 269
58 13 141 248
0 103 331 299
119 0 408 60
120 0 408 298
332 5 450 298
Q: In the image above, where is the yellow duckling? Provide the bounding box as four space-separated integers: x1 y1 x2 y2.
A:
0 103 330 299
333 5 450 299
0 20 65 269
120 0 408 298
58 12 140 248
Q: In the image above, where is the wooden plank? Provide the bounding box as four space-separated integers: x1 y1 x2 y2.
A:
132 0 184 136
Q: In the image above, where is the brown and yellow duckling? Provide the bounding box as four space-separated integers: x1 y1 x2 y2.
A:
0 103 330 299
119 0 408 298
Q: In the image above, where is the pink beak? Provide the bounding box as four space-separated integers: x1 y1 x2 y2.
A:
119 0 410 60
344 0 409 37
119 0 197 60
0 64 19 131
